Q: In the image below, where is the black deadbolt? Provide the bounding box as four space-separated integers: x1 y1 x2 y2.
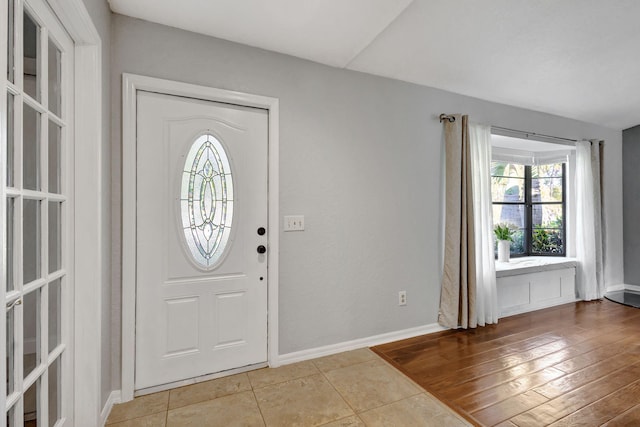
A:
257 227 266 236
257 245 267 254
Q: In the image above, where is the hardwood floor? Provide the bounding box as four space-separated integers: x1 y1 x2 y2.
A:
372 299 640 426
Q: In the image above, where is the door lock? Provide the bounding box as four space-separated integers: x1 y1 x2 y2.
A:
257 245 267 254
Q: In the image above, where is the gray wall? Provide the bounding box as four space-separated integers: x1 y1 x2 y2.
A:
80 0 112 409
623 125 640 284
110 14 625 388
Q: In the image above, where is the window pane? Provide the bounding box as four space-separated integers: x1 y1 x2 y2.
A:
23 11 40 101
492 204 525 230
23 199 41 284
48 121 61 193
48 38 61 117
491 162 525 203
7 404 16 427
7 0 14 82
181 134 234 268
511 229 526 254
24 379 39 426
492 176 524 203
6 307 14 395
532 228 564 254
48 278 61 352
532 163 563 178
6 197 14 292
7 92 14 186
491 162 525 178
23 103 41 191
532 204 563 229
493 227 526 256
48 357 61 427
48 201 61 273
23 288 40 378
532 177 563 202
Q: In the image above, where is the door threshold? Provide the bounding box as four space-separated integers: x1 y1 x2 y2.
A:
134 362 268 397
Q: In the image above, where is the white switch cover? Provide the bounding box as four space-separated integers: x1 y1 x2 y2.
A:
284 215 305 231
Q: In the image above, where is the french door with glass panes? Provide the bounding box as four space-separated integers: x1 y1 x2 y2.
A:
2 0 73 425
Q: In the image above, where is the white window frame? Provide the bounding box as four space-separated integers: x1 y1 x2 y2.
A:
120 73 280 402
1 0 104 425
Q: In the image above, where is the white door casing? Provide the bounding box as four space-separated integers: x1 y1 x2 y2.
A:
121 74 280 401
135 91 268 390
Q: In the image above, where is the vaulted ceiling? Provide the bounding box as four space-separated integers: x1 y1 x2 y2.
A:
108 0 640 130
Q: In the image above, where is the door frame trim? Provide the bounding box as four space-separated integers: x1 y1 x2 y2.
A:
120 73 280 402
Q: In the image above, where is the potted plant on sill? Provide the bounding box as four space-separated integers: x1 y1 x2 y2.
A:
494 223 515 263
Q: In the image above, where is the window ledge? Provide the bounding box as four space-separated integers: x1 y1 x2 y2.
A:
496 256 577 278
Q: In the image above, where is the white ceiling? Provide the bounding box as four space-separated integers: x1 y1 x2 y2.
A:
108 0 640 130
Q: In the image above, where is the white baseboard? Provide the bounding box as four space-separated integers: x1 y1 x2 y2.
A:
606 284 640 293
100 390 122 426
625 284 640 293
607 283 625 292
275 323 447 366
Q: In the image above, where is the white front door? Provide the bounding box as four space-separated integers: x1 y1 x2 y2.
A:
135 91 268 391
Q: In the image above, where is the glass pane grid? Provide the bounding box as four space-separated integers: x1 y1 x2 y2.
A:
7 0 15 82
23 10 40 102
23 288 41 379
491 162 565 257
6 92 14 186
47 38 60 117
48 357 61 427
5 2 69 423
24 379 39 425
23 102 41 191
6 308 15 396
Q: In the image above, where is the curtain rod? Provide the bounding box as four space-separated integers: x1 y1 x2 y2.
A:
438 114 578 144
491 126 577 144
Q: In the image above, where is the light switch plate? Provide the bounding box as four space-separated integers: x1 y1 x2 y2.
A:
284 215 305 231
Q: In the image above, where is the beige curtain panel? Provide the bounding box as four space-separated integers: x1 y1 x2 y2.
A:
438 114 477 329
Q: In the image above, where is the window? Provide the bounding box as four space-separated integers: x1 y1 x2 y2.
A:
491 161 566 256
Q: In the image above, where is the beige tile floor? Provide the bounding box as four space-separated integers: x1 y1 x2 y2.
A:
106 348 471 427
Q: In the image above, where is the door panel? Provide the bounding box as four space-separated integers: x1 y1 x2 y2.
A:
135 91 268 391
164 297 199 356
3 0 73 424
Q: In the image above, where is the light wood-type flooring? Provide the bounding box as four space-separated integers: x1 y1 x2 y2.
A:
372 299 640 426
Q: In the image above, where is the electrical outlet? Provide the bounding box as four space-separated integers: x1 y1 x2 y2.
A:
399 291 407 306
284 215 305 231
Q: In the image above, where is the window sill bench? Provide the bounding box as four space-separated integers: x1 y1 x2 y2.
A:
496 257 578 318
496 256 578 278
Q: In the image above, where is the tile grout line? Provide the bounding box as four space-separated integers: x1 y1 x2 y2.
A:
105 408 168 426
373 348 478 426
248 362 320 391
250 388 269 427
312 352 424 423
312 357 361 420
249 371 318 390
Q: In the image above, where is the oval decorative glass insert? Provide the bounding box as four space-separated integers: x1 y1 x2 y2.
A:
180 134 234 268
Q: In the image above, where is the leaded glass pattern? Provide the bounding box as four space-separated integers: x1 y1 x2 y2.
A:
181 134 234 268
